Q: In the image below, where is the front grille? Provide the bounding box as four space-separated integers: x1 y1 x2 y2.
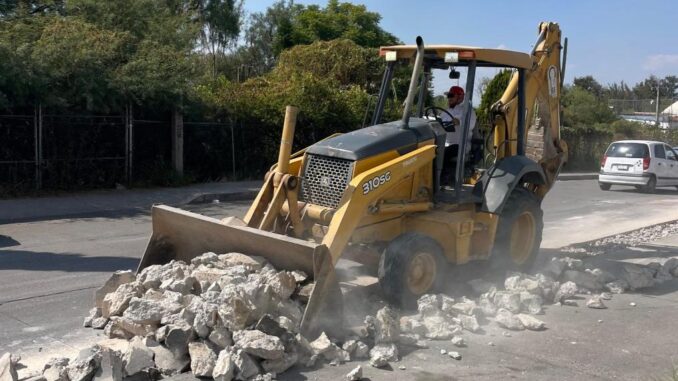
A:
301 154 354 209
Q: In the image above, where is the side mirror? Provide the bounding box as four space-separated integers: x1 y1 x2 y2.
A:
449 69 460 79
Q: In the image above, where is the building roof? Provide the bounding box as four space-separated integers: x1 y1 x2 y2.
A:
378 44 534 69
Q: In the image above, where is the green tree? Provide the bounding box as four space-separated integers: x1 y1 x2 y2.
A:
292 0 398 48
562 86 617 128
231 0 398 80
30 17 129 110
476 69 512 129
573 75 604 99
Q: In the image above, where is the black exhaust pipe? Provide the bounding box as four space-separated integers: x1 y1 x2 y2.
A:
401 36 425 129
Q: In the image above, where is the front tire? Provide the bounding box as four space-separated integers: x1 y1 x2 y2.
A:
599 182 611 191
378 233 445 308
489 187 544 274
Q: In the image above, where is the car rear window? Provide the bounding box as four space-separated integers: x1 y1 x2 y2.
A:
605 143 649 158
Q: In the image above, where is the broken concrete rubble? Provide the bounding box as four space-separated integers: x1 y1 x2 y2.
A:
95 271 136 309
493 291 522 313
1 353 18 381
42 358 69 381
188 342 217 377
495 309 525 331
554 281 578 303
516 314 546 331
233 330 285 360
212 350 235 381
586 295 607 309
417 294 442 317
261 352 297 374
345 365 362 381
232 349 260 380
369 343 398 368
374 306 399 343
66 347 101 381
621 264 655 290
605 279 629 294
458 314 480 333
562 270 602 292
123 337 154 377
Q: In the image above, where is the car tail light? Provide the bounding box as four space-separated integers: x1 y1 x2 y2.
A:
643 156 651 170
600 155 607 167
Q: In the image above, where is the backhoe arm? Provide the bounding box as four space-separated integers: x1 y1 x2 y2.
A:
492 22 568 196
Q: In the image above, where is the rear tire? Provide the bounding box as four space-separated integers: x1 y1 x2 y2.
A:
599 183 611 191
489 187 543 275
643 176 657 194
378 233 445 308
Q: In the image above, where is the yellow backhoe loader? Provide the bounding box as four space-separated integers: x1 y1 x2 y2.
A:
138 22 568 339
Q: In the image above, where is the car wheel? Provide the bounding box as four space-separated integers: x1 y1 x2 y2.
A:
599 183 611 191
643 176 657 194
378 233 446 308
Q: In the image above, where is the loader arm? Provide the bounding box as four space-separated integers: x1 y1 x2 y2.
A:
492 22 568 196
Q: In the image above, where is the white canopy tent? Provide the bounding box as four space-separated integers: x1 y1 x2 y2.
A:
662 100 678 116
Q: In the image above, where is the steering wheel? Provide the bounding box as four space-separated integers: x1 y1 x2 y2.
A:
424 106 456 132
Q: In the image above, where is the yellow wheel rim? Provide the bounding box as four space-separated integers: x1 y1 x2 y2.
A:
509 211 536 264
407 252 437 295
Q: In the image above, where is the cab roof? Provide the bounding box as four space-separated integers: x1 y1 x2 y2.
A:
378 44 534 69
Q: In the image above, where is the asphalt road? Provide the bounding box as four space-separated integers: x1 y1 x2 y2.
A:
1 180 678 379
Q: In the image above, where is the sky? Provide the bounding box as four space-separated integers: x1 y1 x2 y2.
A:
243 0 678 96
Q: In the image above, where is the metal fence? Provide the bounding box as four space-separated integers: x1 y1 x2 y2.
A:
0 105 267 193
608 98 678 129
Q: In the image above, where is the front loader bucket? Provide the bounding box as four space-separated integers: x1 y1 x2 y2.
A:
139 205 343 339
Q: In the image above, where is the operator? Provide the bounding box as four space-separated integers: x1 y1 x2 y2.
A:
441 85 477 185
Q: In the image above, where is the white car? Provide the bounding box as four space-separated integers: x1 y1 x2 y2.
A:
598 140 678 193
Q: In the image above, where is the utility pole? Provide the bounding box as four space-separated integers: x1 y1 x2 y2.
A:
655 81 661 127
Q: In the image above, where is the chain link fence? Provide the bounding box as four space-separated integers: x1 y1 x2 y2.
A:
0 106 270 195
608 98 678 129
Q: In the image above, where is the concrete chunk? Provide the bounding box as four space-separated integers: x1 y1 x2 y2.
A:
374 306 400 343
346 365 362 381
66 347 102 381
218 253 266 271
123 337 155 376
233 330 284 360
261 352 297 374
165 323 196 358
42 358 69 381
209 327 233 349
516 314 546 330
213 350 235 381
493 291 522 313
95 271 135 309
102 282 143 319
586 295 607 309
369 343 398 368
232 349 260 380
123 297 182 325
188 342 217 377
93 348 123 381
495 308 525 331
621 264 655 290
459 314 480 333
417 294 442 317
554 281 578 303
1 353 18 381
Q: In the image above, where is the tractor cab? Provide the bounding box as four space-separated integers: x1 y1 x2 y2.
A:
371 44 536 202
